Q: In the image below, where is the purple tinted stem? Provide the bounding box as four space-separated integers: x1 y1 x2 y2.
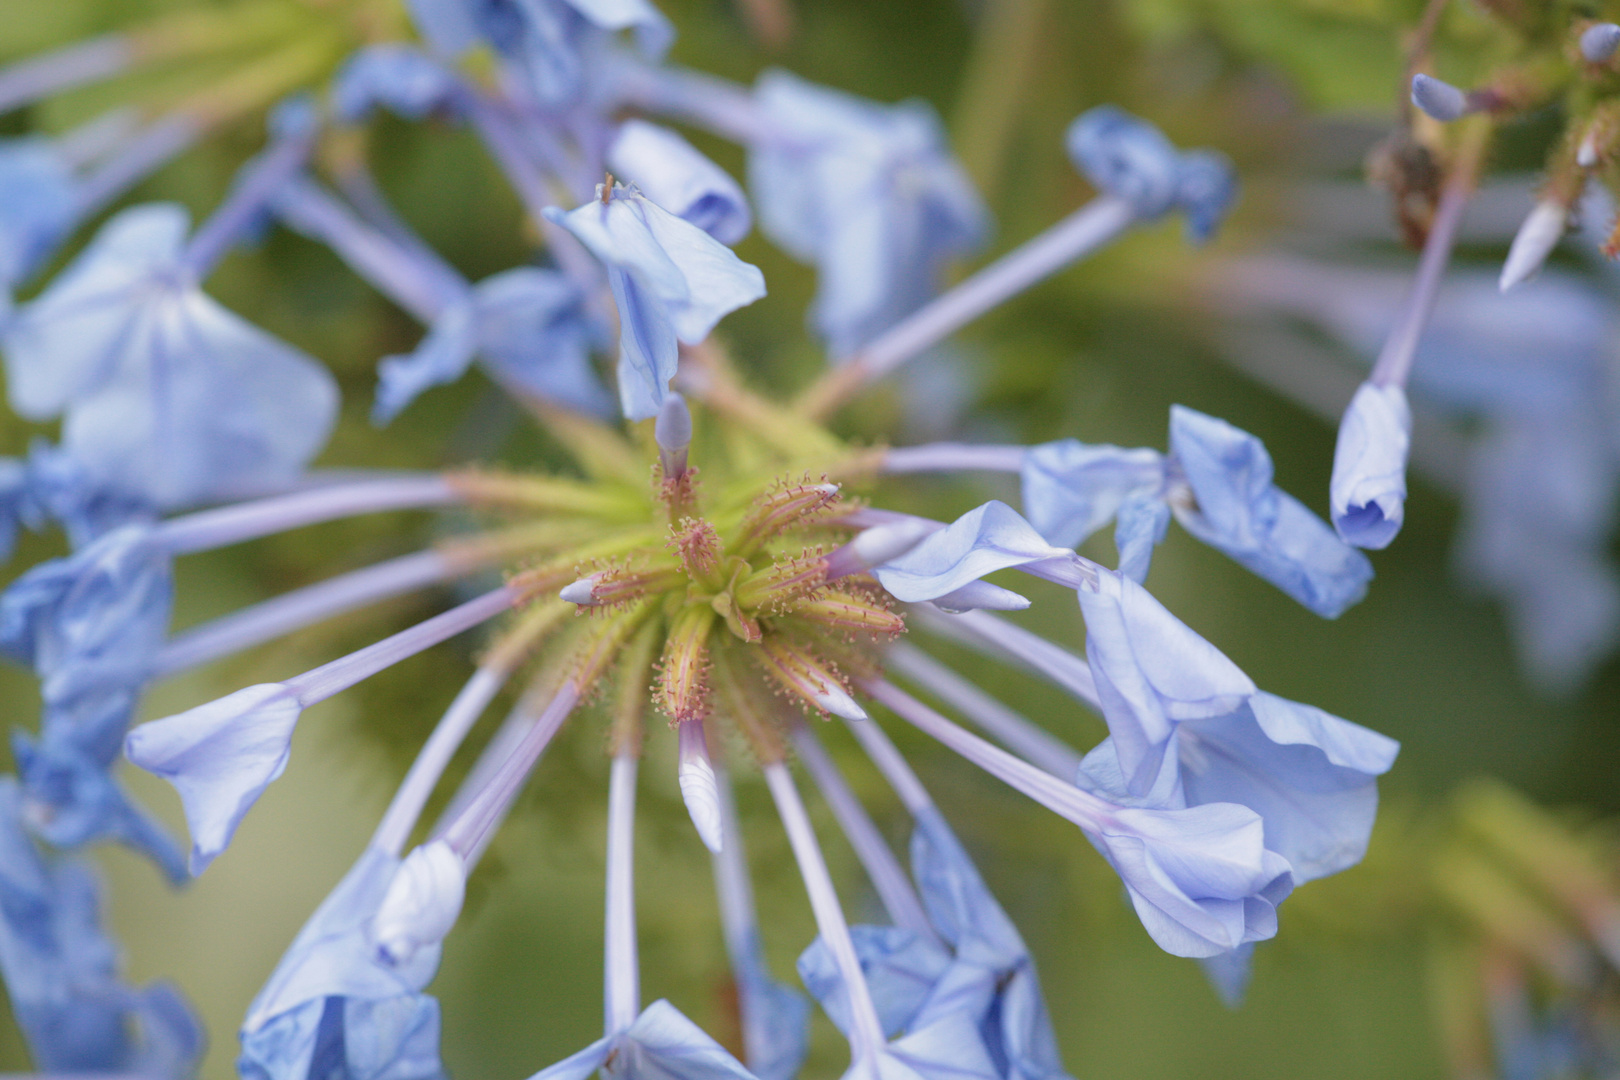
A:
913 606 1101 710
854 196 1135 381
886 642 1083 777
0 35 132 115
1369 163 1472 388
274 176 463 323
791 724 939 944
152 549 457 678
764 761 886 1061
181 125 316 279
155 474 458 554
604 752 641 1034
865 679 1111 831
882 443 1026 474
73 114 201 217
438 682 580 860
285 585 517 705
372 664 513 856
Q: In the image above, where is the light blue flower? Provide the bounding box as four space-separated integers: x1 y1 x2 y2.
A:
17 438 155 549
748 69 988 355
1020 441 1163 550
332 44 459 123
1330 381 1411 550
1169 406 1373 618
798 925 951 1040
731 931 810 1080
1066 106 1182 219
608 119 751 245
12 731 188 882
1 203 340 510
906 809 1070 1080
796 808 1074 1080
0 136 79 288
0 455 26 561
1020 406 1373 619
871 501 1068 609
374 267 610 422
405 0 672 106
1065 106 1237 240
527 998 758 1080
125 682 302 874
0 778 203 1075
1075 568 1398 882
544 183 765 420
0 523 170 708
239 844 446 1080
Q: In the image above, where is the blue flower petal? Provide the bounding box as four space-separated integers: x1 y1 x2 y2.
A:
1020 440 1164 550
873 502 1068 603
125 683 303 874
546 188 764 420
609 120 752 245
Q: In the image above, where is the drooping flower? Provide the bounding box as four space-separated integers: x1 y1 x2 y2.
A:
608 118 752 244
405 0 672 107
748 69 989 356
0 779 203 1075
0 200 339 510
1019 405 1374 617
1074 567 1399 881
545 182 765 419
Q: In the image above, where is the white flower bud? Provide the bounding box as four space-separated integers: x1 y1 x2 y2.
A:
1500 200 1567 292
677 719 722 853
1582 23 1620 63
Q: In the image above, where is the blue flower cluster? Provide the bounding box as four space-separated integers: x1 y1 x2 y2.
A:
0 0 1432 1077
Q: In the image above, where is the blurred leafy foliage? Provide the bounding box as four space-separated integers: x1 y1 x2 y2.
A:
1 0 1619 1078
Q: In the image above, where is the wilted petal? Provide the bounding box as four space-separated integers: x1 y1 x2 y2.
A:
1330 382 1411 550
1168 405 1372 618
1065 106 1181 219
874 501 1069 603
1019 440 1164 549
124 682 302 874
0 523 170 705
374 297 480 424
13 732 187 882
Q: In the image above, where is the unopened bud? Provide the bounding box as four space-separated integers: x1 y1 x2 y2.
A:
1410 74 1471 123
1500 200 1567 291
560 575 599 604
732 480 841 557
1582 23 1620 64
374 840 465 967
758 638 868 721
655 393 693 478
677 719 722 853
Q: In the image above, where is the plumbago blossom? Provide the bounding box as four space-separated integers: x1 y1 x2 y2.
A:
0 0 1416 1076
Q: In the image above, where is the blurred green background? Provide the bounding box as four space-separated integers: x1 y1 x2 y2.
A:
1 0 1618 1077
